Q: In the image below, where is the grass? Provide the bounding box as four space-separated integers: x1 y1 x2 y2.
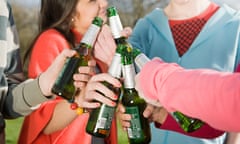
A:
6 117 23 144
5 117 129 144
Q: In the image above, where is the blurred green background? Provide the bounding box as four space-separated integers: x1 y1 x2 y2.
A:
6 118 23 144
6 118 129 144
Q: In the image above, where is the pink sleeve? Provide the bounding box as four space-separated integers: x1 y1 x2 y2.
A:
140 59 240 132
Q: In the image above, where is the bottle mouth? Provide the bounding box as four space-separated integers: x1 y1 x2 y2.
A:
135 54 150 69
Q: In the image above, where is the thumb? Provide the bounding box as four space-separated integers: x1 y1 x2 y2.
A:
48 49 76 74
39 49 76 96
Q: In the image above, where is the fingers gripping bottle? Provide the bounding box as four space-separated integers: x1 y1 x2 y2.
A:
51 17 103 102
85 55 122 138
133 48 204 133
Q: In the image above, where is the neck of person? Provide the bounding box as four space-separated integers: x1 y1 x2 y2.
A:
164 0 211 20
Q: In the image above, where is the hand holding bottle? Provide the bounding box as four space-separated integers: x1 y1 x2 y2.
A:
117 103 168 129
142 104 168 124
39 49 76 96
51 17 103 102
73 59 96 90
94 25 133 66
94 25 116 66
75 73 122 109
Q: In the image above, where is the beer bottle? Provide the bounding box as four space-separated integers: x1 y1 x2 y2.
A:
51 17 103 102
133 48 204 132
107 6 133 54
121 48 151 144
85 40 123 138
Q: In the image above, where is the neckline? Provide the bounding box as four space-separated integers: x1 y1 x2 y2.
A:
168 2 219 22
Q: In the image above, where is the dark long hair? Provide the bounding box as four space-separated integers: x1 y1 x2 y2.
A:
23 0 79 67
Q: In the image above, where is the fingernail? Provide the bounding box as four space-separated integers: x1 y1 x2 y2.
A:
112 101 116 106
96 103 100 107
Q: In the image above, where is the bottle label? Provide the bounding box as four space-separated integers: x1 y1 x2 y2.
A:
108 53 121 78
109 15 123 39
81 24 100 46
95 105 115 130
122 64 135 88
126 106 143 139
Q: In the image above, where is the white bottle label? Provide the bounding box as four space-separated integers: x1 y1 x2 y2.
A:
122 64 135 88
109 15 123 39
81 24 100 46
108 53 121 78
134 53 150 69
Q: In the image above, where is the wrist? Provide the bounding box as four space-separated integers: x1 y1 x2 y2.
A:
156 108 168 124
70 102 84 115
38 74 53 97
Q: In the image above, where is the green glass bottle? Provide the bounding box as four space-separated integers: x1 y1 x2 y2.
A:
107 6 133 54
133 48 204 133
51 17 103 102
107 7 151 142
85 9 125 137
121 48 151 144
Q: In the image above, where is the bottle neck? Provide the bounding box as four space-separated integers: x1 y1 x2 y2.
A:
122 63 136 89
115 37 127 45
108 53 122 79
134 53 150 70
109 14 123 39
81 23 101 47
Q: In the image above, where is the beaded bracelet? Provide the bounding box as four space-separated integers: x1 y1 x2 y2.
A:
70 102 84 115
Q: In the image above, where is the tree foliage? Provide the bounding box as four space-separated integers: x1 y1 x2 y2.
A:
11 3 39 74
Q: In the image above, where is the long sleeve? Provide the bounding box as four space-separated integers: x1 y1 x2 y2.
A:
139 58 240 132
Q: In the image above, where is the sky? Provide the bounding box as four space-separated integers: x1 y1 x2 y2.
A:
8 0 240 10
8 0 40 7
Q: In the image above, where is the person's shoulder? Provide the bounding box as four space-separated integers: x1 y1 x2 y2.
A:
138 7 168 29
145 8 165 19
0 0 10 17
37 29 67 43
33 28 69 51
40 29 65 39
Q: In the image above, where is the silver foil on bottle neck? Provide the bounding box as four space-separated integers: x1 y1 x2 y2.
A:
108 53 122 78
134 53 150 69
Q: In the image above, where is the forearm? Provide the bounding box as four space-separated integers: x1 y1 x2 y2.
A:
43 100 78 134
140 59 240 131
12 77 53 116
